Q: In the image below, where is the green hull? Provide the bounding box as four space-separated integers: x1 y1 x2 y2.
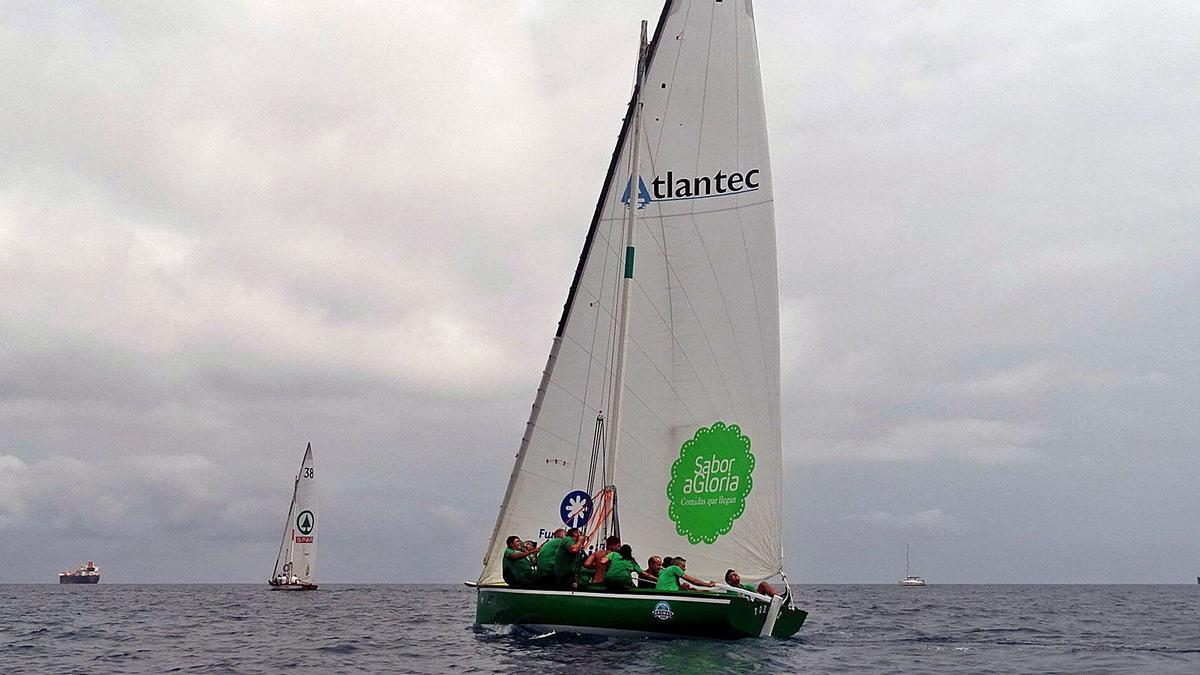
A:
475 585 806 640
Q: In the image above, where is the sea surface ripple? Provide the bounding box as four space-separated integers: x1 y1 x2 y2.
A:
1 584 1197 673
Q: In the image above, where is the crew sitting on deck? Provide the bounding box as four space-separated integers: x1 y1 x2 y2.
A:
655 557 715 591
637 555 662 588
724 569 778 597
604 545 658 591
555 528 586 589
502 536 540 588
582 535 623 585
533 528 567 588
659 557 693 590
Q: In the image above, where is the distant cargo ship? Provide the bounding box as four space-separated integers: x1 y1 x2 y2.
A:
59 561 100 584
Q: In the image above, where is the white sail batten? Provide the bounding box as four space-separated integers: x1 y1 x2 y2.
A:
482 0 781 585
273 444 317 584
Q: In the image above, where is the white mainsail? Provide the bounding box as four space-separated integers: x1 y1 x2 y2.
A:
482 0 782 585
273 443 317 584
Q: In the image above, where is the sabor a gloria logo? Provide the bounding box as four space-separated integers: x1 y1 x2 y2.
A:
666 422 755 545
651 601 675 622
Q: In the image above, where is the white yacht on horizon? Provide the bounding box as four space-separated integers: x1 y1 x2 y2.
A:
899 545 926 586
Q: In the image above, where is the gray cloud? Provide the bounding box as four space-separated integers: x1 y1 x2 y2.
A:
1 1 1198 583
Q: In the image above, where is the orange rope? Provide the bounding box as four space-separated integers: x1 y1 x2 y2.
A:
582 487 615 548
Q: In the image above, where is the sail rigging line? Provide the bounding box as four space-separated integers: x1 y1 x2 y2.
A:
674 4 758 428
594 138 753 426
596 19 651 544
571 185 624 489
617 318 703 421
641 135 679 388
732 208 771 387
479 0 678 571
586 134 728 424
526 420 583 456
639 2 691 387
273 471 300 576
543 370 591 408
596 197 775 223
649 0 692 163
639 228 747 421
552 0 677 342
480 335 563 569
616 220 729 423
582 487 616 546
728 10 776 404
570 2 683 491
683 210 757 425
586 413 605 496
618 210 721 418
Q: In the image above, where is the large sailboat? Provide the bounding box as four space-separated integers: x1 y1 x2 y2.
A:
269 443 318 591
475 0 806 639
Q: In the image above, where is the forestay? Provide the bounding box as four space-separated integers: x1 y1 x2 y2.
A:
482 0 782 585
273 444 317 584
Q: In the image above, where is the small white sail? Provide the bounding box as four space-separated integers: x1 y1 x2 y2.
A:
273 444 317 584
482 0 783 585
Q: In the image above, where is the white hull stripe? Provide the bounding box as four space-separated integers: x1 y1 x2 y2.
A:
519 624 689 640
478 587 730 606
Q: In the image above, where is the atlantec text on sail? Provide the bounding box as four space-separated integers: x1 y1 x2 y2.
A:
623 168 761 206
654 168 759 200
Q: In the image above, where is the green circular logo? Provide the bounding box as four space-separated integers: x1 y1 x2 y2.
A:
296 510 315 535
666 421 755 544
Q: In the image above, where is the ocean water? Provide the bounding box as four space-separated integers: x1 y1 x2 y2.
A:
1 583 1197 673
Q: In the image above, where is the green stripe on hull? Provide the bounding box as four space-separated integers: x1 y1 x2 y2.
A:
475 586 806 640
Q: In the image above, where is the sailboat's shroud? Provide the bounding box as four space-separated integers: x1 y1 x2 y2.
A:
482 0 784 588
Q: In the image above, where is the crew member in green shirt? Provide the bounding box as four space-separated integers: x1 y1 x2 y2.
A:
654 557 715 592
604 544 656 591
501 536 538 587
724 569 778 596
554 527 585 589
583 535 622 584
534 528 566 588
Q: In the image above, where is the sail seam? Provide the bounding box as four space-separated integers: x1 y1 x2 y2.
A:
679 1 756 428
630 212 721 416
597 197 775 221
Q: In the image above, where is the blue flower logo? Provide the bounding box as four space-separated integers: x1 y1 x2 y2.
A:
559 490 593 528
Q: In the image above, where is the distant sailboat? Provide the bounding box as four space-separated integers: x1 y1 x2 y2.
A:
269 443 318 591
898 544 926 586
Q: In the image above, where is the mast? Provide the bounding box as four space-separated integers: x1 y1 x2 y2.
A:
906 544 910 577
602 19 649 515
274 471 300 577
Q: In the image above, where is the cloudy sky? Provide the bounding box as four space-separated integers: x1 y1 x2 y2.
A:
2 1 1197 584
